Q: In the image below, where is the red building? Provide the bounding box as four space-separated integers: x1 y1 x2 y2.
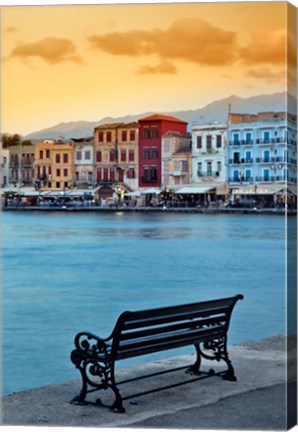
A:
138 114 188 188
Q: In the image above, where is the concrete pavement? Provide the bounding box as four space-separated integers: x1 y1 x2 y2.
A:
1 334 296 429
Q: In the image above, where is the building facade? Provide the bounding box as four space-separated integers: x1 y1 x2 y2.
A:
138 114 188 189
161 131 192 187
8 143 35 186
94 122 139 194
34 140 75 190
192 123 227 184
71 137 94 188
227 112 297 186
0 144 9 187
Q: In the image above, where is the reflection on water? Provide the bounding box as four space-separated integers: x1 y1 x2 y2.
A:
2 212 286 395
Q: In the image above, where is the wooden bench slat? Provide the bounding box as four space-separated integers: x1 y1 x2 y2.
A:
119 315 227 342
121 305 231 330
116 328 226 360
117 323 226 355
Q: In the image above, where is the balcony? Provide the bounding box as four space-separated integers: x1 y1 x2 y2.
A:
141 176 157 183
229 159 241 164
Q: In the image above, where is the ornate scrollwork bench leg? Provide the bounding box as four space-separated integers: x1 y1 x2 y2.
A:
70 333 126 413
194 335 237 381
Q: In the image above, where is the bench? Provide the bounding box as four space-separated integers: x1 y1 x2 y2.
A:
70 294 244 413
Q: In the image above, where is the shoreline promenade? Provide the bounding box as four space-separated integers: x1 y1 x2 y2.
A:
1 334 296 429
2 205 296 215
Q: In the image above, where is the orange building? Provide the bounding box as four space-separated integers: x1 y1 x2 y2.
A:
94 122 139 199
34 139 75 190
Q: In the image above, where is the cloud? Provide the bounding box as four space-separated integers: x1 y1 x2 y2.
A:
241 30 286 65
89 18 239 67
246 67 285 84
9 37 83 65
6 26 18 33
137 61 177 75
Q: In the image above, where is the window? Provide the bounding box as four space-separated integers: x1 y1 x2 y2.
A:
64 182 68 188
206 135 212 151
76 151 82 161
129 150 135 161
110 168 115 181
217 161 222 172
197 162 202 176
85 151 91 160
46 149 50 158
39 150 44 159
56 169 61 177
56 182 60 188
151 166 157 181
49 166 52 175
263 150 270 163
96 151 102 162
64 169 68 177
121 150 126 162
143 127 150 139
103 168 108 180
98 132 104 142
143 148 150 159
233 170 239 181
233 133 240 144
207 161 212 176
130 130 136 141
245 170 252 182
216 135 222 148
97 168 102 180
122 131 127 142
76 171 79 180
196 136 202 149
143 166 150 179
245 132 252 144
127 168 135 178
56 154 60 163
151 147 158 159
63 153 68 163
151 127 158 138
182 161 188 172
110 150 116 162
106 132 112 142
264 131 270 143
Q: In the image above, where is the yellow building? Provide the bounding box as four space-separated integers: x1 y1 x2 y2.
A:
34 139 75 190
161 131 192 187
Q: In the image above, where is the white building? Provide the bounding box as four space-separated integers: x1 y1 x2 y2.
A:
0 144 9 187
71 138 94 187
192 123 228 184
227 112 297 186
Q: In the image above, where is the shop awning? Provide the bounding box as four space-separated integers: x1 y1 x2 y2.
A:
124 191 142 197
141 188 161 194
174 186 215 194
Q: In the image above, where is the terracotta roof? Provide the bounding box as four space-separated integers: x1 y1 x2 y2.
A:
138 114 187 124
94 123 125 131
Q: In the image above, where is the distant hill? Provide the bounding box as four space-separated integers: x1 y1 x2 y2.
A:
24 92 296 141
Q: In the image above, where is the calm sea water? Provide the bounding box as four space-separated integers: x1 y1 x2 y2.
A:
2 211 287 395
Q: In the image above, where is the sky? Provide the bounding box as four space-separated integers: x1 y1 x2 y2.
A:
1 0 297 136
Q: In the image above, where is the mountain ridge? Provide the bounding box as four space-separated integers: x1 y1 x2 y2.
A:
24 92 296 141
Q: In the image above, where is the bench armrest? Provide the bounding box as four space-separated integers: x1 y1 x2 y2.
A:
74 332 112 359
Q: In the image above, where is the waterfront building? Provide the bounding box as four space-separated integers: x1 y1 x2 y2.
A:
34 139 75 190
94 122 139 200
8 143 35 187
227 112 297 203
0 143 9 187
70 137 94 188
138 114 188 189
192 122 228 183
161 131 192 187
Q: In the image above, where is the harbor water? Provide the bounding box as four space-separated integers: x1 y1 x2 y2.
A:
2 212 288 395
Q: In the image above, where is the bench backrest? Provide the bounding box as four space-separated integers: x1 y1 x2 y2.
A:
111 294 243 360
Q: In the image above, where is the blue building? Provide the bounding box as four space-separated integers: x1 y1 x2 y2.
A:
227 112 297 207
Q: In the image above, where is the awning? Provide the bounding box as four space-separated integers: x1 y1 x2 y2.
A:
141 188 161 194
124 191 142 197
232 183 296 195
174 186 215 194
68 189 94 197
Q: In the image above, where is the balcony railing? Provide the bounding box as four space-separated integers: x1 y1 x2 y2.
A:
141 176 158 183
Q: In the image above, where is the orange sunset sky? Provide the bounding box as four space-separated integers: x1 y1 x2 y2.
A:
1 1 297 136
